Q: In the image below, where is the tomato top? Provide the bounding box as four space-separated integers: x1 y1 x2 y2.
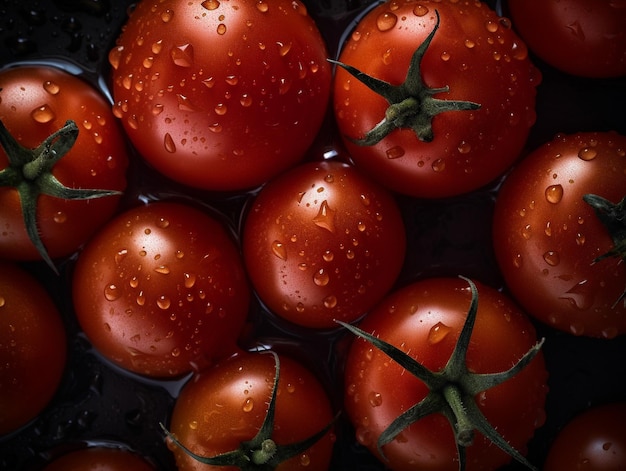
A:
332 0 541 198
109 0 331 192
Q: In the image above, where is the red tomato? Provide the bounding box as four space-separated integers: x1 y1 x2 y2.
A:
332 0 541 198
42 446 155 471
544 402 626 471
493 131 626 338
507 0 626 78
343 277 548 471
166 351 335 471
109 0 331 192
72 201 250 378
242 159 406 329
0 261 67 435
0 65 129 269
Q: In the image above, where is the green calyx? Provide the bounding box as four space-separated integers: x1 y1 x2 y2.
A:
0 119 121 274
339 276 544 471
583 193 626 307
329 10 480 146
160 351 336 471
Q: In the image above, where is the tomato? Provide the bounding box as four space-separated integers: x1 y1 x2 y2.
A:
507 0 626 78
342 277 548 471
165 351 335 471
493 131 626 338
331 0 541 198
42 446 156 471
0 65 129 270
544 402 626 471
0 261 67 436
109 0 331 192
72 201 250 378
242 159 406 329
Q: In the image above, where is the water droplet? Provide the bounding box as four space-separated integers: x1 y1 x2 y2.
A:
161 9 174 22
109 46 123 69
240 94 253 107
164 133 176 153
432 158 446 172
464 39 476 49
242 397 254 412
376 11 397 31
217 23 227 35
154 265 170 275
256 1 269 13
323 295 337 309
313 269 330 287
440 51 451 61
277 41 292 56
215 103 228 115
43 81 60 95
271 241 287 260
157 296 171 310
513 253 523 268
386 145 405 159
521 224 532 239
184 273 196 289
31 104 55 123
543 251 560 266
322 250 334 262
559 279 594 310
104 284 121 301
201 0 220 10
428 321 451 344
136 292 146 306
300 454 311 467
171 43 194 67
368 391 383 407
545 184 564 204
457 141 471 154
578 147 597 161
485 20 498 33
413 4 429 16
53 211 67 224
313 200 336 233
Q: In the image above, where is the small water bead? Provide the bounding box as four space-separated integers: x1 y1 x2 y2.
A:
242 397 254 412
161 9 174 22
271 241 287 260
413 4 429 16
578 147 598 161
43 80 60 95
104 284 121 301
256 1 269 13
428 321 451 344
432 158 446 172
31 104 55 123
545 184 564 204
543 251 560 266
440 51 451 61
201 0 220 10
376 11 397 31
464 39 476 49
157 295 171 310
164 133 176 153
171 44 194 67
368 391 383 407
323 295 337 309
313 269 330 287
53 211 67 224
386 145 405 159
217 23 227 35
485 20 499 33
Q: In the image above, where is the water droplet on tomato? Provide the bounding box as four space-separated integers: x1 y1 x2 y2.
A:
376 11 397 31
154 266 170 275
513 253 523 268
521 224 532 240
157 296 171 310
164 133 176 153
53 211 67 224
300 454 311 467
136 292 146 306
485 20 498 33
201 0 220 10
440 51 451 61
31 104 55 123
356 427 373 446
214 103 228 115
543 251 560 266
313 200 336 233
43 80 60 95
559 279 594 311
323 295 337 309
277 41 292 57
313 269 330 287
271 241 287 260
368 391 383 407
256 1 269 13
104 284 120 301
184 273 196 288
171 43 194 67
322 250 334 262
413 4 429 16
432 158 446 172
427 321 451 344
545 184 563 204
457 141 471 154
161 9 174 22
216 23 227 35
242 397 254 412
240 94 253 107
464 39 476 49
578 147 597 161
385 145 405 159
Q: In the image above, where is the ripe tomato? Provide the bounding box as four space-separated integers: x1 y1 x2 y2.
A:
165 351 335 471
242 159 406 329
343 277 548 471
0 65 129 270
544 402 626 471
42 446 155 471
507 0 626 78
493 131 626 338
109 0 331 192
0 261 67 436
72 201 250 378
332 0 540 198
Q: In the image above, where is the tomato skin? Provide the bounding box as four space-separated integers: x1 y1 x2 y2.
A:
72 201 250 378
332 0 540 198
42 446 155 471
507 0 626 78
109 0 331 192
0 261 67 436
242 160 406 329
493 131 626 338
344 277 548 471
0 65 128 262
544 402 626 471
167 351 335 471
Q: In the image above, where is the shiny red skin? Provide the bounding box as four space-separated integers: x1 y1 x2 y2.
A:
72 201 250 378
0 261 67 436
344 277 548 471
42 446 156 471
544 402 626 471
109 0 331 192
242 160 406 329
0 66 128 262
507 0 626 78
332 0 541 198
168 351 335 471
493 131 626 338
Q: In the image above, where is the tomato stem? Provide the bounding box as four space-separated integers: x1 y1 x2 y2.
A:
329 10 480 145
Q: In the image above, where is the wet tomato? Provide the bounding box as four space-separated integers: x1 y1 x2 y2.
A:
493 131 626 338
109 0 331 192
0 65 129 270
42 446 156 471
331 0 540 198
72 201 250 378
242 159 406 329
0 261 67 436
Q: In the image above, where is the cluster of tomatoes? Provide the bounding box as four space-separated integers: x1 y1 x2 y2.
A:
1 0 625 470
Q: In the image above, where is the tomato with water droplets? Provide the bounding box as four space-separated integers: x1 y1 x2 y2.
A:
72 201 251 378
331 0 540 198
343 277 548 471
0 65 129 271
242 159 406 329
109 0 331 192
493 131 626 338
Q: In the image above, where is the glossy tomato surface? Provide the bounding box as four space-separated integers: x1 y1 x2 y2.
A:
344 277 548 471
0 261 67 436
242 159 406 329
167 351 335 471
333 0 540 198
42 446 156 471
506 0 626 78
493 131 626 338
72 201 250 378
109 0 331 192
0 65 128 263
